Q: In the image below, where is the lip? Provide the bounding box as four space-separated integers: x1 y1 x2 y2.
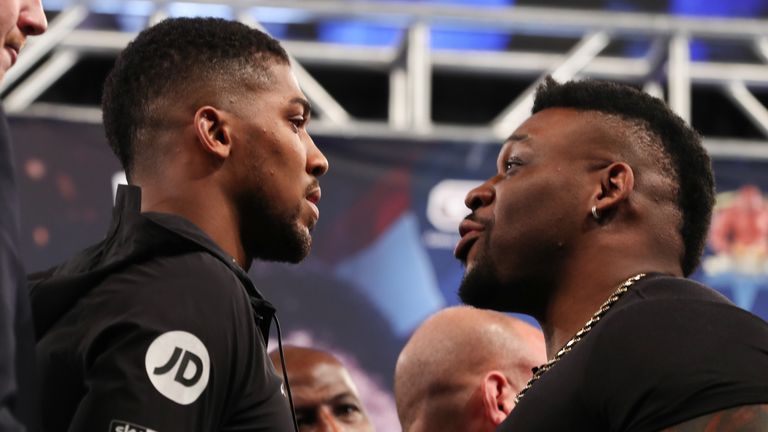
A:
306 187 321 220
454 218 485 261
5 46 18 67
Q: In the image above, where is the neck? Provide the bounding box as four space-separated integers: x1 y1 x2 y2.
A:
537 246 681 359
137 178 250 269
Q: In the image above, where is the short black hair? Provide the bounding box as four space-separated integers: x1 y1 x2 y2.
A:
102 17 289 180
532 77 714 276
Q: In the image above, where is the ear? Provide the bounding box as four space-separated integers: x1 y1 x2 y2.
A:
481 371 515 426
592 162 635 221
194 106 232 160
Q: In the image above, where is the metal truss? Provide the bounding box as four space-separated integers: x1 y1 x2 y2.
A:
5 0 768 159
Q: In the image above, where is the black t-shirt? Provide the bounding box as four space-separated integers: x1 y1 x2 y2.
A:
499 274 768 432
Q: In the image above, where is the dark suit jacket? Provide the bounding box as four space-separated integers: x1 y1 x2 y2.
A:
0 110 38 431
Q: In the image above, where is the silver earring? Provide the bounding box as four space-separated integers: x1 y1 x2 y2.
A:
591 205 600 220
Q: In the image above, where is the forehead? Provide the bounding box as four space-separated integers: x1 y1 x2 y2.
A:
500 108 613 158
290 361 358 403
256 61 304 99
228 61 309 115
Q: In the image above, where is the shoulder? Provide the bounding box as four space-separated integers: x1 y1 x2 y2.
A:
67 251 261 394
595 275 765 345
0 112 19 246
601 274 767 336
35 250 275 430
78 251 254 341
590 287 768 368
104 251 245 303
582 281 768 432
627 274 734 304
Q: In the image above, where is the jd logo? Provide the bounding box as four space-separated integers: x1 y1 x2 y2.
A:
145 331 210 405
153 347 203 386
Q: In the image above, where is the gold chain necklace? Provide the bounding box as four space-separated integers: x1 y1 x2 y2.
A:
514 273 647 404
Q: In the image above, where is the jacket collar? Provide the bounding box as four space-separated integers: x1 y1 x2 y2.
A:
115 184 277 336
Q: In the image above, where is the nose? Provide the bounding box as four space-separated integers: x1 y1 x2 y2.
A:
464 178 496 211
316 408 342 432
19 0 47 36
305 133 329 178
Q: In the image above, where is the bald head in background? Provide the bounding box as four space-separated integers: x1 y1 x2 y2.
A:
271 346 374 432
395 306 546 432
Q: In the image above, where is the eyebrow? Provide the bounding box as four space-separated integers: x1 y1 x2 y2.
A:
291 97 312 118
330 392 358 403
506 133 529 142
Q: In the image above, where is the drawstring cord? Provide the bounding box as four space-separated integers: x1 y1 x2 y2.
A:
273 315 300 432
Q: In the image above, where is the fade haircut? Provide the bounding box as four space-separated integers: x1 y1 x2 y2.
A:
102 17 290 181
532 77 714 276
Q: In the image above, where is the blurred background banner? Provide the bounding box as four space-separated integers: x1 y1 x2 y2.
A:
8 0 768 429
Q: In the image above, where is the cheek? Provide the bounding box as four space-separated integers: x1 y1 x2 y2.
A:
491 187 523 229
267 132 307 170
496 176 574 222
489 182 566 245
0 7 16 35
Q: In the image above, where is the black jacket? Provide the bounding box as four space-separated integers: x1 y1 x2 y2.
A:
30 184 293 432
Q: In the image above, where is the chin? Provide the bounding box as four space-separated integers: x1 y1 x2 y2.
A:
459 262 501 310
458 252 521 313
460 265 547 316
241 195 315 263
262 233 310 263
459 278 493 310
247 219 312 264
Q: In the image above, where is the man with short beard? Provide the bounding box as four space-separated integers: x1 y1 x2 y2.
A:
29 18 327 431
0 1 46 430
455 77 768 431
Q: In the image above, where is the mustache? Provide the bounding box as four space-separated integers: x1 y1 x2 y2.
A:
463 212 489 226
304 180 320 195
6 33 25 52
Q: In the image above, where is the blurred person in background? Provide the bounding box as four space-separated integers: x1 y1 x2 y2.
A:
271 346 375 432
394 306 545 432
0 0 46 430
255 265 402 431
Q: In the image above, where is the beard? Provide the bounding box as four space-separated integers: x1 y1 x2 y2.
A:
458 245 507 310
239 188 312 264
458 221 506 310
458 230 545 315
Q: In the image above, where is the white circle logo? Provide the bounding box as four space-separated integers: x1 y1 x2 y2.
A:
145 331 210 405
426 179 481 232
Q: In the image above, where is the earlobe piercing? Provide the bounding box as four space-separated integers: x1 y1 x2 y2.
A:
591 205 600 220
